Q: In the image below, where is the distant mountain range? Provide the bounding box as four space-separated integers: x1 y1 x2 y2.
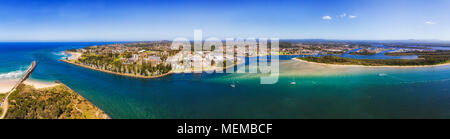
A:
279 39 450 46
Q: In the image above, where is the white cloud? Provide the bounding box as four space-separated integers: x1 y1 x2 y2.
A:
425 21 436 25
340 13 347 18
322 16 332 20
349 15 357 19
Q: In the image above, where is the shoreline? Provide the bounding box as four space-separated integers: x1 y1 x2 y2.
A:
292 58 450 68
0 79 19 94
63 50 175 79
0 79 59 94
2 81 110 119
171 60 245 73
56 82 111 119
65 51 82 60
63 51 244 78
62 59 243 78
60 59 174 79
23 79 59 89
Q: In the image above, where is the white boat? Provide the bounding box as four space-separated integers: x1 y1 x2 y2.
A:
230 84 236 88
290 81 296 85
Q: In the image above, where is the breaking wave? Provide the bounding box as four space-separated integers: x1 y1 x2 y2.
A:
0 69 26 79
53 51 69 59
53 51 67 56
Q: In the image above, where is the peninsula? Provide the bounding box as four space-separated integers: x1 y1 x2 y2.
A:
0 61 110 119
297 50 450 66
61 41 244 78
4 83 110 119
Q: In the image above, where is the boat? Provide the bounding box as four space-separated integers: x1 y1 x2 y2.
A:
290 81 296 85
230 84 236 88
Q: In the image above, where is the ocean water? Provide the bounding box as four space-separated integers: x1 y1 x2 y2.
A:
1 42 450 119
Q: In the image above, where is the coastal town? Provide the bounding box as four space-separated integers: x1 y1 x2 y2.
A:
279 41 439 56
62 40 449 79
64 41 247 78
1 40 449 120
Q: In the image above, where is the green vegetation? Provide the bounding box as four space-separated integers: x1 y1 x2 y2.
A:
384 52 415 56
349 50 377 55
298 50 450 66
5 84 109 119
75 53 172 76
386 50 450 61
384 51 450 56
326 51 345 55
0 94 5 114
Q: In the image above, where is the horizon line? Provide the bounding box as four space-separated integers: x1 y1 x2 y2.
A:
0 39 450 43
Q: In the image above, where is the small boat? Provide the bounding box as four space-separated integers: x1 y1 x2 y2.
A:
378 73 387 76
230 84 236 88
290 81 296 85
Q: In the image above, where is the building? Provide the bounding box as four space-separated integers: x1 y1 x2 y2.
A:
147 56 162 64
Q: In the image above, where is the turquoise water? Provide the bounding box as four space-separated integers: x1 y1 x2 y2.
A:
1 42 450 119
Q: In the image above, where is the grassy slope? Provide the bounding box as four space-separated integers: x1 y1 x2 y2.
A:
5 84 109 119
0 94 4 114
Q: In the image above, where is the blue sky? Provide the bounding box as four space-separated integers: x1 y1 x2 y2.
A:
0 0 449 41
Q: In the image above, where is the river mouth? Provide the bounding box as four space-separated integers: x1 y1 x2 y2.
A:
1 42 450 119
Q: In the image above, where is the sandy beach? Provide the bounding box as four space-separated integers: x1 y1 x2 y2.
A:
292 58 450 68
66 51 82 60
0 79 19 94
23 79 59 89
0 79 59 94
